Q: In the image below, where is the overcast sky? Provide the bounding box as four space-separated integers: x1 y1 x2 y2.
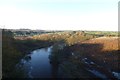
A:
0 0 119 31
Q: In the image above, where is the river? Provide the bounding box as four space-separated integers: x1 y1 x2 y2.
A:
15 46 63 78
14 45 119 79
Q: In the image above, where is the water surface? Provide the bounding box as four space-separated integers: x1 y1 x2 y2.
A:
16 46 61 78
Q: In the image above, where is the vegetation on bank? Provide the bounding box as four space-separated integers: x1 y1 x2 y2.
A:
31 31 118 46
14 39 53 54
2 30 23 77
2 30 53 78
49 37 119 78
32 31 95 46
2 29 119 78
79 37 119 71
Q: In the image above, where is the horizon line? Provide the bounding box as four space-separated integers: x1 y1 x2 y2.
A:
0 28 118 32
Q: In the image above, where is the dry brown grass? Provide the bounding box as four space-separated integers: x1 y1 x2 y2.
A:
71 37 119 71
82 37 119 51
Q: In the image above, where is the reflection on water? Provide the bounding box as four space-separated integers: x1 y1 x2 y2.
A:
16 46 62 78
14 44 116 79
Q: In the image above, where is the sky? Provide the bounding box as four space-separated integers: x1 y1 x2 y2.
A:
0 0 119 31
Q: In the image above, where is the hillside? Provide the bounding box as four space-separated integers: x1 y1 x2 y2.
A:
2 29 119 79
70 37 119 71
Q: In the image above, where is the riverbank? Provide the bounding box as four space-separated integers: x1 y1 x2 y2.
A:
48 37 119 79
65 37 119 79
2 30 54 78
2 29 119 79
